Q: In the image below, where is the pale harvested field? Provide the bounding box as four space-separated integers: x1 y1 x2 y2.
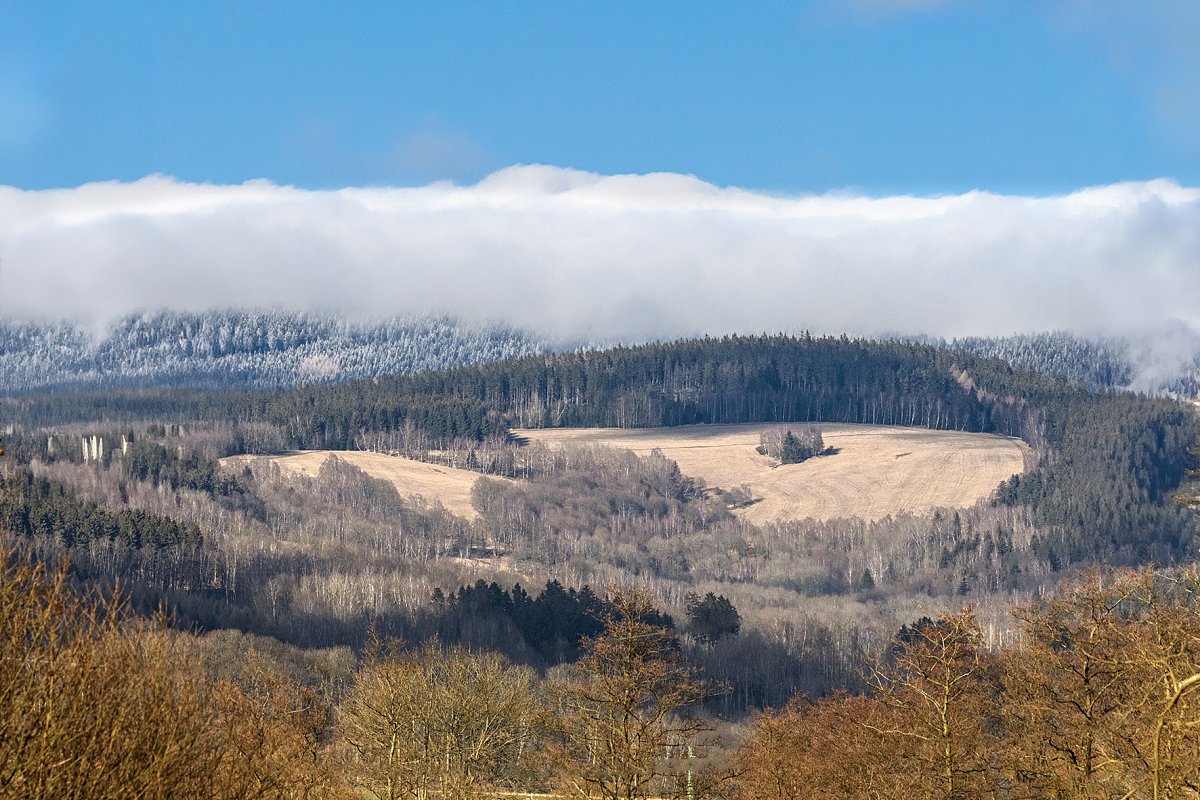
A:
221 451 496 520
514 423 1029 524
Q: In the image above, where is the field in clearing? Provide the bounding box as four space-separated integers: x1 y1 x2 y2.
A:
221 451 497 520
222 423 1028 525
514 423 1029 524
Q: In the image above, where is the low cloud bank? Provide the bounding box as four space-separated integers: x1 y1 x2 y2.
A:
1 166 1198 343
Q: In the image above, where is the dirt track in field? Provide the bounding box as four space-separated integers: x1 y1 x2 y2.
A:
221 451 495 520
514 423 1029 524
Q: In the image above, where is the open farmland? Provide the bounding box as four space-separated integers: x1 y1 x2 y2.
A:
224 423 1028 524
221 450 498 520
515 423 1029 524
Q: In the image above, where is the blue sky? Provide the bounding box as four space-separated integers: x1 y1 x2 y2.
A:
2 1 1196 194
2 2 1198 344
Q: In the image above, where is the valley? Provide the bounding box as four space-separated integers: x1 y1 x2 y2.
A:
4 332 1198 797
9 7 1200 793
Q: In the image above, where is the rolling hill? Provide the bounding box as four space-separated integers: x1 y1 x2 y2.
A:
515 422 1029 523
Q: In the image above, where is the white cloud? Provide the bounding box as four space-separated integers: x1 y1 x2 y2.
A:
1 166 1198 342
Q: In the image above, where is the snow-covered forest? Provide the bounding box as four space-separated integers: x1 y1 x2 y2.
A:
2 310 1198 399
0 310 554 391
922 330 1200 398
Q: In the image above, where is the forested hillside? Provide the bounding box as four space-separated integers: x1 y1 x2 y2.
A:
2 333 1197 717
6 335 1198 572
0 310 551 391
4 311 1199 398
945 329 1200 396
4 334 1018 433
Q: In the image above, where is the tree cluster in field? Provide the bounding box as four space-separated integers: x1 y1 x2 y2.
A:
756 424 826 464
0 310 551 392
737 566 1200 800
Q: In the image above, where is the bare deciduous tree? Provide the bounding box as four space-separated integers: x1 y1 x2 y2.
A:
549 587 722 800
1001 570 1143 799
0 550 221 799
735 692 906 800
210 650 339 800
862 609 1000 800
337 639 543 800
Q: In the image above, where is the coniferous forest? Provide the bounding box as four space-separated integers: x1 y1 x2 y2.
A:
2 330 1199 798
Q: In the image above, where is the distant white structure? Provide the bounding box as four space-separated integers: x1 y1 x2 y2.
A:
81 435 104 463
